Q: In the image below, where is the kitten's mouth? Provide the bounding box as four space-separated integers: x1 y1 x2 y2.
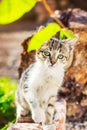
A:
49 64 56 67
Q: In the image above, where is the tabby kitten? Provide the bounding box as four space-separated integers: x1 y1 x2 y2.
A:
15 37 77 130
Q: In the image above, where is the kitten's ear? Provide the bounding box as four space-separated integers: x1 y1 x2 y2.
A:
66 38 78 50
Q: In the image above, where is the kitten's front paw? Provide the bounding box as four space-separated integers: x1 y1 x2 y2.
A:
16 116 34 123
43 124 56 130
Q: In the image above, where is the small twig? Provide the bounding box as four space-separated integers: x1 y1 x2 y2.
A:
37 0 66 28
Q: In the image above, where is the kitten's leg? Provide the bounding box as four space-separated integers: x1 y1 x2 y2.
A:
15 92 33 123
23 90 46 123
46 96 56 124
16 102 33 123
43 96 56 130
16 104 29 122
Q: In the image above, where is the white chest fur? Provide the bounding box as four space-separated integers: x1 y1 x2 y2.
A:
27 62 65 102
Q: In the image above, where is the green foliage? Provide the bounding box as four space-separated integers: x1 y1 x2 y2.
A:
27 23 61 52
0 0 37 24
1 119 15 130
60 29 75 39
0 77 17 129
0 0 76 52
27 22 76 52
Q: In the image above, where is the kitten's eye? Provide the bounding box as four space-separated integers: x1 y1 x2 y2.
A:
43 51 50 56
58 54 64 59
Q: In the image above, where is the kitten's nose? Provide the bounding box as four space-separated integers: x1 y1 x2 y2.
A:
50 56 57 66
50 59 56 66
51 61 56 65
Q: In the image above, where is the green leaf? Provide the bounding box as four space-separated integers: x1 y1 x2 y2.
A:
0 0 37 24
27 23 61 52
0 77 17 100
59 31 65 40
61 29 75 39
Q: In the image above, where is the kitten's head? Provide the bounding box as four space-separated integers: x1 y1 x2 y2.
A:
36 37 77 69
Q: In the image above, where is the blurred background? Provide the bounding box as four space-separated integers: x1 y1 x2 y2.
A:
0 0 87 129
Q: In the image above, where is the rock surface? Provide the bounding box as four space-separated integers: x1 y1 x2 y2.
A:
8 100 66 130
8 123 42 130
8 122 87 130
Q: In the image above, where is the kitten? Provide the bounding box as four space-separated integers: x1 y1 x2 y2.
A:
15 37 77 130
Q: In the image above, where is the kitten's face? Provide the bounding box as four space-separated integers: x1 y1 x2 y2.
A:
36 37 77 69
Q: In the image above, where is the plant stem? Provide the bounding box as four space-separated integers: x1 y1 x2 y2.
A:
38 0 66 28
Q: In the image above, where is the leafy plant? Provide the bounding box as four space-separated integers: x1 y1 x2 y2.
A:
27 23 61 52
1 119 15 130
27 23 75 52
0 77 17 129
0 0 37 24
0 0 76 52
